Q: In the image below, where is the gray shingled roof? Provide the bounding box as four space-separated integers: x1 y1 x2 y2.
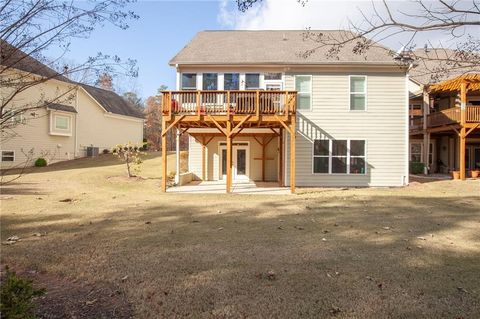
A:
409 48 480 85
169 30 398 66
1 40 144 119
47 103 77 113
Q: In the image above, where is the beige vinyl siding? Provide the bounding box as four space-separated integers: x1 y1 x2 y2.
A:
285 71 407 187
75 89 143 156
1 108 76 168
188 133 278 182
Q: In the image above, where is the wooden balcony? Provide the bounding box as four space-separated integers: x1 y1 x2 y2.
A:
161 90 296 120
410 106 480 133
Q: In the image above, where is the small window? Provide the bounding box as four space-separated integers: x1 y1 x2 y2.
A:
181 73 197 90
245 73 260 89
55 115 70 130
350 76 366 110
1 151 15 162
224 73 239 90
295 75 312 110
264 72 282 80
349 140 366 174
202 73 218 90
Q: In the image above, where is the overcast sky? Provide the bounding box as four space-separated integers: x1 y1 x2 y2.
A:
50 0 475 99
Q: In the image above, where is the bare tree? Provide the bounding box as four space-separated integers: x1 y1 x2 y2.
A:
237 0 480 82
0 0 139 137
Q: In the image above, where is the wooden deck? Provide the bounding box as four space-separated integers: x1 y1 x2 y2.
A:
410 106 480 133
160 90 297 194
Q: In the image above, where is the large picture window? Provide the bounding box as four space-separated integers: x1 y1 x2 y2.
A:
295 75 312 110
350 76 367 110
245 73 260 89
224 73 240 90
202 73 218 90
313 139 366 174
181 73 197 90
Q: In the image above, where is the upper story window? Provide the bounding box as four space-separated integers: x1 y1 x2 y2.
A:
295 75 312 110
224 73 240 90
245 73 260 89
264 72 282 80
1 151 15 162
55 115 70 130
203 73 218 90
181 73 197 90
350 76 367 110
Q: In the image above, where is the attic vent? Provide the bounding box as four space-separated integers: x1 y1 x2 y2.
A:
282 33 287 41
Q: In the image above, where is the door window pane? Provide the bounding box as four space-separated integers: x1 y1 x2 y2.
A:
245 74 260 89
203 73 218 90
224 73 239 90
182 73 197 90
222 149 227 175
237 149 246 175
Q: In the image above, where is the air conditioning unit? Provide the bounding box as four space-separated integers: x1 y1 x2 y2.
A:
86 146 99 157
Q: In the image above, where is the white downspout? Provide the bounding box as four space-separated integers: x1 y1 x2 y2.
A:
74 86 79 158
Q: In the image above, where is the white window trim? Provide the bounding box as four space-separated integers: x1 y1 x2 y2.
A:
349 75 368 111
294 75 313 112
180 73 198 90
312 139 367 175
245 73 261 90
49 111 73 136
1 150 15 162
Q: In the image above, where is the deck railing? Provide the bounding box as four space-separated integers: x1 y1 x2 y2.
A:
161 90 297 116
410 106 480 131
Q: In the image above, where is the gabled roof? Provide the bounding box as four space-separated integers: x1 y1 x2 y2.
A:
409 48 480 85
1 40 144 119
80 84 144 118
169 30 399 66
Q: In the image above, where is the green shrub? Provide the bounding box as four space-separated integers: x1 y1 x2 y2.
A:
34 158 47 167
410 162 425 174
102 148 110 154
0 267 45 319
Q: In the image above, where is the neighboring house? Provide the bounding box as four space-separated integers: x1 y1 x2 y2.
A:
407 48 480 177
161 30 409 192
0 42 144 169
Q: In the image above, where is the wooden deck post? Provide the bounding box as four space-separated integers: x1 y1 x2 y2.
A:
261 136 266 182
161 118 168 192
422 89 430 174
201 136 206 181
226 121 232 193
460 82 467 180
175 128 180 184
290 117 296 193
279 128 284 187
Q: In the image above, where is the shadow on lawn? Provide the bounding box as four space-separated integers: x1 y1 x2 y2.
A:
2 194 480 318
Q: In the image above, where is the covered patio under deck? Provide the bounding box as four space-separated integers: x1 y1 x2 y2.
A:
160 90 297 193
167 180 290 195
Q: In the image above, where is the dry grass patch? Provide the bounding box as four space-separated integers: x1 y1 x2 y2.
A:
1 154 479 318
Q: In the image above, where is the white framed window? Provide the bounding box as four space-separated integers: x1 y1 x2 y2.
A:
50 112 72 136
295 75 312 111
224 73 240 90
1 150 15 162
245 73 260 89
202 73 218 90
349 75 367 111
313 139 367 174
181 73 197 90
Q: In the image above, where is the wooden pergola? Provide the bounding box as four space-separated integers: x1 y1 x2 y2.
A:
160 90 297 193
427 73 480 180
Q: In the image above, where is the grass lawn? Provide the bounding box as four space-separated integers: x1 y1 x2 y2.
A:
1 152 479 318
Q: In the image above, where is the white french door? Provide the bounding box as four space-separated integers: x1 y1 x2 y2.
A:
219 143 250 181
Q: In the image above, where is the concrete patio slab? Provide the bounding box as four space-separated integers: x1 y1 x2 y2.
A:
167 180 290 194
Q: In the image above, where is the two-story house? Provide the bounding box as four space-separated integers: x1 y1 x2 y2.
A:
161 30 409 193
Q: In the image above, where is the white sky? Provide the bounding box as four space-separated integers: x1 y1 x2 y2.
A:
217 0 476 51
